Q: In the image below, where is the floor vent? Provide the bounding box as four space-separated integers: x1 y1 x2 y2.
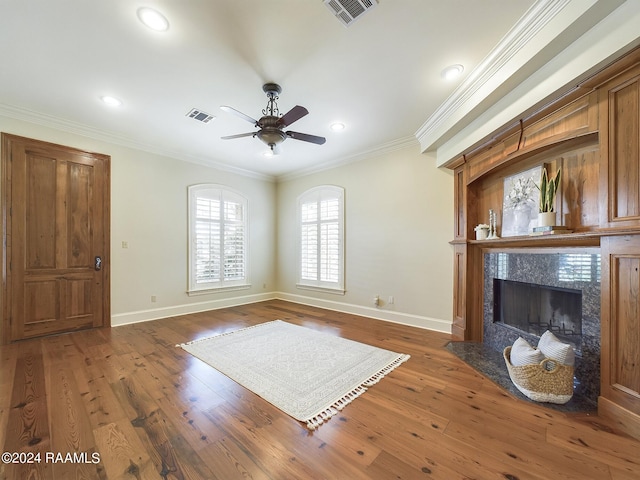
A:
186 108 215 124
323 0 378 27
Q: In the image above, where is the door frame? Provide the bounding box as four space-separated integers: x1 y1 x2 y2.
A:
1 133 111 344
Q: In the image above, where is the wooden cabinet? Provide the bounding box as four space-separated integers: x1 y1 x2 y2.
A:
600 235 640 439
599 62 640 229
446 47 640 438
451 165 467 339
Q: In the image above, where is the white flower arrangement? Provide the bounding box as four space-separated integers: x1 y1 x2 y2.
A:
506 176 536 209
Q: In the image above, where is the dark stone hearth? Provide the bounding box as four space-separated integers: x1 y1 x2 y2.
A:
446 341 597 412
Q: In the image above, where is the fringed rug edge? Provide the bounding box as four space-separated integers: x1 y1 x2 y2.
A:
304 353 411 430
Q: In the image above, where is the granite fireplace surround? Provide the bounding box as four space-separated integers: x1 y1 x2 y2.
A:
484 250 601 406
448 249 601 410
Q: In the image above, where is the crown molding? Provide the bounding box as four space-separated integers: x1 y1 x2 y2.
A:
415 0 574 151
276 136 419 182
0 103 276 182
0 102 419 183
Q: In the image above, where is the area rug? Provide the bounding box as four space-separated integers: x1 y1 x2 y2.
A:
178 319 410 429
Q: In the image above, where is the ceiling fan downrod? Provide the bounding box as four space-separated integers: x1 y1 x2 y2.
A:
262 83 282 117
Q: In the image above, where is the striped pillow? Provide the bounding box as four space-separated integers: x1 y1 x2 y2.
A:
510 337 545 366
538 330 575 366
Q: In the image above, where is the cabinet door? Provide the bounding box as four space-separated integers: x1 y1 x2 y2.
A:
451 243 484 342
599 63 640 228
600 236 640 425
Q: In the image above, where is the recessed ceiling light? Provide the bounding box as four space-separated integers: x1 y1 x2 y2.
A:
100 95 122 107
330 122 345 131
137 7 169 32
441 64 464 81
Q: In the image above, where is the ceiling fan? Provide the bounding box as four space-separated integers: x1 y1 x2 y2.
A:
220 83 326 153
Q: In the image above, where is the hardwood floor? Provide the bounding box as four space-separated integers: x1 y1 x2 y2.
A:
1 300 638 479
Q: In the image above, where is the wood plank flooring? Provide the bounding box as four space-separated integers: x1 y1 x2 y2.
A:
1 300 638 479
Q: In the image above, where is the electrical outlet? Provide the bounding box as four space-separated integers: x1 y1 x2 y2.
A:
122 241 129 249
151 295 157 303
388 295 394 305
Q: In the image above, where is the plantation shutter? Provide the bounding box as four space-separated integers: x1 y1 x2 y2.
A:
301 201 318 281
298 186 344 292
195 196 222 284
222 198 245 281
189 185 248 292
558 253 600 283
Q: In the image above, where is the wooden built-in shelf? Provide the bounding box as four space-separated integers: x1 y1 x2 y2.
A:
466 232 601 248
453 227 640 247
447 46 640 440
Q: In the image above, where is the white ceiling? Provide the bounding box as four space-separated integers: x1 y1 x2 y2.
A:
0 1 541 179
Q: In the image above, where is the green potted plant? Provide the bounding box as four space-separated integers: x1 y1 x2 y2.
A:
538 167 561 227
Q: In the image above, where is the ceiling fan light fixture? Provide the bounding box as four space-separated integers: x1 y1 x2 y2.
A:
441 64 464 81
330 122 345 131
257 128 286 147
137 7 170 32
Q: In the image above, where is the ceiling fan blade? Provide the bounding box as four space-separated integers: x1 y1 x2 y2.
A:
286 131 326 145
221 132 256 140
277 105 308 128
220 106 259 125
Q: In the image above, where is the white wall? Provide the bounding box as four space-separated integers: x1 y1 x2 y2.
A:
1 116 454 333
0 116 277 325
276 143 454 332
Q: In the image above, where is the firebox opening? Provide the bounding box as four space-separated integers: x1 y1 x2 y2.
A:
493 278 582 351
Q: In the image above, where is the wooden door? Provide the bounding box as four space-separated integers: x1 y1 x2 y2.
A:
1 134 110 343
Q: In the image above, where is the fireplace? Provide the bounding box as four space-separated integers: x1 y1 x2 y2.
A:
493 279 582 351
483 250 601 404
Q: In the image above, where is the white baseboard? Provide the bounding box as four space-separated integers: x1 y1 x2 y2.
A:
274 291 452 334
111 291 452 334
110 292 276 326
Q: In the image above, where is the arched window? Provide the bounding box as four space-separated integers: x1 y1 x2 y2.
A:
297 185 345 293
188 184 249 293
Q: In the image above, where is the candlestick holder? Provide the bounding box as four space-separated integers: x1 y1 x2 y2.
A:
488 209 500 239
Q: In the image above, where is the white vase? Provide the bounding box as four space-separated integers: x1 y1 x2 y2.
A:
538 211 556 227
512 205 531 235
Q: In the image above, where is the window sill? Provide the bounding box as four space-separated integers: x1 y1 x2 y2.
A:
296 283 345 295
187 284 251 296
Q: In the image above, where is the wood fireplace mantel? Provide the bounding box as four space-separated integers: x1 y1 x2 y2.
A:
445 46 640 440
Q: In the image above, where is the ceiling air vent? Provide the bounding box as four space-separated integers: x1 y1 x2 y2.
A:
323 0 378 27
186 108 215 124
